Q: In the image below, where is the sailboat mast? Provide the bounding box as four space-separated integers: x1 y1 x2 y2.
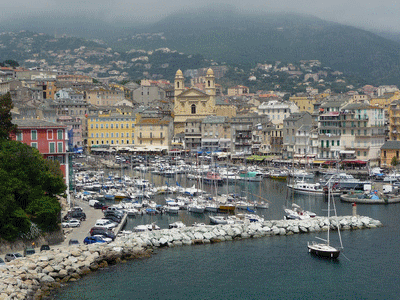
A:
327 180 331 246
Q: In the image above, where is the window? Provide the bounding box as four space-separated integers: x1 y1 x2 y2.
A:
332 140 334 146
106 124 109 129
31 130 37 140
121 133 124 137
91 133 94 138
160 132 163 138
363 151 367 157
47 130 53 140
57 142 63 153
101 133 104 138
57 129 64 140
106 133 109 138
357 151 361 156
16 132 23 141
126 140 129 144
116 133 119 138
96 124 98 129
111 124 114 129
121 124 124 129
111 133 114 137
31 142 38 149
337 140 340 146
132 124 134 128
116 124 119 128
191 104 196 114
384 151 386 158
96 133 99 138
49 142 55 153
101 124 103 129
91 124 93 129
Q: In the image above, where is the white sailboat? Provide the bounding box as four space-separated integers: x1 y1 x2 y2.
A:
307 180 343 259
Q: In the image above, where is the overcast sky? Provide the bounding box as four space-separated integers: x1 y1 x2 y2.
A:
2 0 400 32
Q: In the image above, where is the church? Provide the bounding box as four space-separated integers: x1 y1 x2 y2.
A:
173 68 236 134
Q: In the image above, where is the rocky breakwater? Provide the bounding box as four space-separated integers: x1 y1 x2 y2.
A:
128 215 383 248
0 241 151 300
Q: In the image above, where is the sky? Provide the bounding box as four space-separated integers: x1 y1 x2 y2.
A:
1 0 400 32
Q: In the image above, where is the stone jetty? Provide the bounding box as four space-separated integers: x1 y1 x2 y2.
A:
0 215 382 299
128 215 382 248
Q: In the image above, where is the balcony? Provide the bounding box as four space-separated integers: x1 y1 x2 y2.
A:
345 146 370 150
138 136 165 140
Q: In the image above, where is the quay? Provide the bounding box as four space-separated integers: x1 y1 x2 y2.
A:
0 215 382 299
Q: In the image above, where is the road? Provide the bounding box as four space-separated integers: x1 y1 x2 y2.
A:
0 197 104 262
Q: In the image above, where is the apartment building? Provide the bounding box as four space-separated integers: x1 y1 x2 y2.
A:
134 115 173 151
10 119 69 181
257 100 299 125
339 103 385 164
87 110 136 148
282 112 313 159
84 87 125 106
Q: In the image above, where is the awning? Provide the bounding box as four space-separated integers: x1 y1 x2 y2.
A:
340 150 355 154
312 160 326 164
341 160 367 164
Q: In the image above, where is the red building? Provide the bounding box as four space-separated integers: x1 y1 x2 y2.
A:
11 119 69 183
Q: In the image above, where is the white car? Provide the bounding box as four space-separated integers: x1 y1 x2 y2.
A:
93 235 112 243
94 219 117 229
62 219 81 228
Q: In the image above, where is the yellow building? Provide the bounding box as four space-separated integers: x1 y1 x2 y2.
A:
381 141 400 167
389 100 400 140
87 110 136 148
173 68 216 134
84 87 125 106
134 115 173 151
173 68 236 134
370 92 400 109
289 96 316 114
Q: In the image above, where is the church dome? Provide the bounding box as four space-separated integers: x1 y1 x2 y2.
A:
175 69 183 77
206 68 214 76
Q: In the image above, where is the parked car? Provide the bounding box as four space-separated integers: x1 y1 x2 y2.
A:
4 253 23 262
93 235 112 243
0 258 6 266
94 219 117 229
94 201 107 210
40 245 50 251
90 228 116 241
62 219 81 228
104 215 122 224
23 247 36 256
83 236 107 245
104 210 124 218
63 211 86 221
68 239 80 246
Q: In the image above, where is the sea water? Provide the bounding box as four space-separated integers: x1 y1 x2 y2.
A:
55 174 400 299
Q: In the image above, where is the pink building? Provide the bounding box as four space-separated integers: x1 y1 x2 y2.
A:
11 119 69 182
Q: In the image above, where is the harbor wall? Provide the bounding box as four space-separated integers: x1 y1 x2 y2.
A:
0 215 382 299
127 215 382 248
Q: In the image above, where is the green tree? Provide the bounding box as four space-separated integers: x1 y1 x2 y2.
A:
3 60 19 68
391 156 398 167
0 140 66 240
0 92 17 140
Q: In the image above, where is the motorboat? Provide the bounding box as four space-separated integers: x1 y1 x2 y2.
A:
287 180 341 196
203 172 225 185
320 173 370 190
164 202 180 214
284 204 316 220
209 215 235 225
290 169 315 179
238 171 263 182
169 221 186 229
188 203 206 214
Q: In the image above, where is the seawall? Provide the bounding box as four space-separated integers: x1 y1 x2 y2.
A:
0 215 382 299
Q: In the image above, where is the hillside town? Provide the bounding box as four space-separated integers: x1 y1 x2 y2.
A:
2 59 400 184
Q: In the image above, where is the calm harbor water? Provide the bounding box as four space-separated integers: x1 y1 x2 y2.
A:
55 171 400 299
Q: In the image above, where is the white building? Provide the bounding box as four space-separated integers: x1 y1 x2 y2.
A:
257 100 299 125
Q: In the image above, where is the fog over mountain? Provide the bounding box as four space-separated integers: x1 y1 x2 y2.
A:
1 1 400 36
